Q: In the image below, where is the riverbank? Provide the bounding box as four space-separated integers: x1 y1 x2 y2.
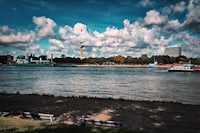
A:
0 117 134 133
50 63 174 68
55 63 149 68
0 93 199 133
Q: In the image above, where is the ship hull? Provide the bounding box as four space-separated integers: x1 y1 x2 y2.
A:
149 63 157 68
14 63 55 67
168 69 194 72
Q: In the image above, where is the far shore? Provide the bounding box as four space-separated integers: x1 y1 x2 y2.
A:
55 63 149 68
55 63 172 68
0 93 199 133
3 63 197 68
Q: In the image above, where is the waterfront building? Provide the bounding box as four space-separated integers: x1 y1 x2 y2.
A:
165 47 181 57
16 55 28 64
15 54 55 66
0 55 13 65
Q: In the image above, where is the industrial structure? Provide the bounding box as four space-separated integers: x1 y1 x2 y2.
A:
16 54 54 65
80 40 84 60
0 55 13 65
165 47 181 57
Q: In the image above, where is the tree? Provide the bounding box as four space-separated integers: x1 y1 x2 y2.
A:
61 54 66 58
115 55 125 64
124 56 133 64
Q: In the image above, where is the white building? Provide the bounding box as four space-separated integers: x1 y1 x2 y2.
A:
165 47 181 57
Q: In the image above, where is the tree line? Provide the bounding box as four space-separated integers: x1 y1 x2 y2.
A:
53 54 200 65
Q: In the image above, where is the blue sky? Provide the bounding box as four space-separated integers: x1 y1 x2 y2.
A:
0 0 200 59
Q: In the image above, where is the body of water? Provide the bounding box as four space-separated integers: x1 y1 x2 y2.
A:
0 66 199 104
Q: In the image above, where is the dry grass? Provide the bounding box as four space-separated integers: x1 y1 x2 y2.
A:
0 93 199 133
0 117 140 133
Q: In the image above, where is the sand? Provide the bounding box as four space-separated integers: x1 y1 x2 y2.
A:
0 93 199 133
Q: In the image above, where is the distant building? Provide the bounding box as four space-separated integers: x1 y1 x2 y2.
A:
0 55 13 65
47 54 53 62
16 54 54 64
25 54 29 60
165 47 181 57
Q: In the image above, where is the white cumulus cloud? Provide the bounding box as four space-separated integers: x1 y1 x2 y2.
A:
0 31 35 44
33 16 57 37
175 31 200 57
0 26 36 48
183 0 200 33
25 44 40 54
0 26 40 55
49 38 65 49
174 1 186 13
53 18 174 58
144 10 167 26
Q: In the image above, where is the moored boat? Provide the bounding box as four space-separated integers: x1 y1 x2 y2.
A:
168 62 200 72
14 62 55 67
149 57 158 68
14 54 55 67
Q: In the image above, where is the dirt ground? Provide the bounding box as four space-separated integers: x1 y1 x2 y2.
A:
0 94 199 133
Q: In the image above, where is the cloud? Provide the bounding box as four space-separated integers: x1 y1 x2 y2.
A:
168 19 181 29
174 1 186 13
49 38 65 51
40 48 45 55
33 16 57 37
144 10 168 26
1 3 199 58
161 0 200 34
25 44 40 54
0 26 36 47
0 31 35 45
58 26 71 40
175 31 200 57
141 0 154 7
53 17 173 57
183 0 200 33
0 25 13 34
50 46 59 51
73 23 87 35
0 25 40 55
162 1 186 15
162 19 182 34
0 17 57 54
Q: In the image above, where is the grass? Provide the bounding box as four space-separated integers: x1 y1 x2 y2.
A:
0 117 146 133
0 93 183 105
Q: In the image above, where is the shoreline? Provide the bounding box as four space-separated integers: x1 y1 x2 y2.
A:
55 63 172 68
1 92 198 105
0 93 199 133
4 63 197 69
55 63 149 68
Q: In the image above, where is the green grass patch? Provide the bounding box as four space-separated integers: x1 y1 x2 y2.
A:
0 117 146 133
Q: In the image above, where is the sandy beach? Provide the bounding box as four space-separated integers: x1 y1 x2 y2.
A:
0 93 199 133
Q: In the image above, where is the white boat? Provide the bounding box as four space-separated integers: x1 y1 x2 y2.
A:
168 62 195 72
149 57 158 68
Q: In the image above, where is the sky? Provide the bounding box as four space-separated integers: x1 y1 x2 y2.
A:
0 0 200 59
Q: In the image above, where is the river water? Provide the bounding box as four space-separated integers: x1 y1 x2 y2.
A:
0 66 199 105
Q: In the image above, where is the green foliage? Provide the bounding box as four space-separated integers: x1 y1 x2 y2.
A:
53 55 200 65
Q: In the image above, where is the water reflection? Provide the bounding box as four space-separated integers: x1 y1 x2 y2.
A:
0 66 199 104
